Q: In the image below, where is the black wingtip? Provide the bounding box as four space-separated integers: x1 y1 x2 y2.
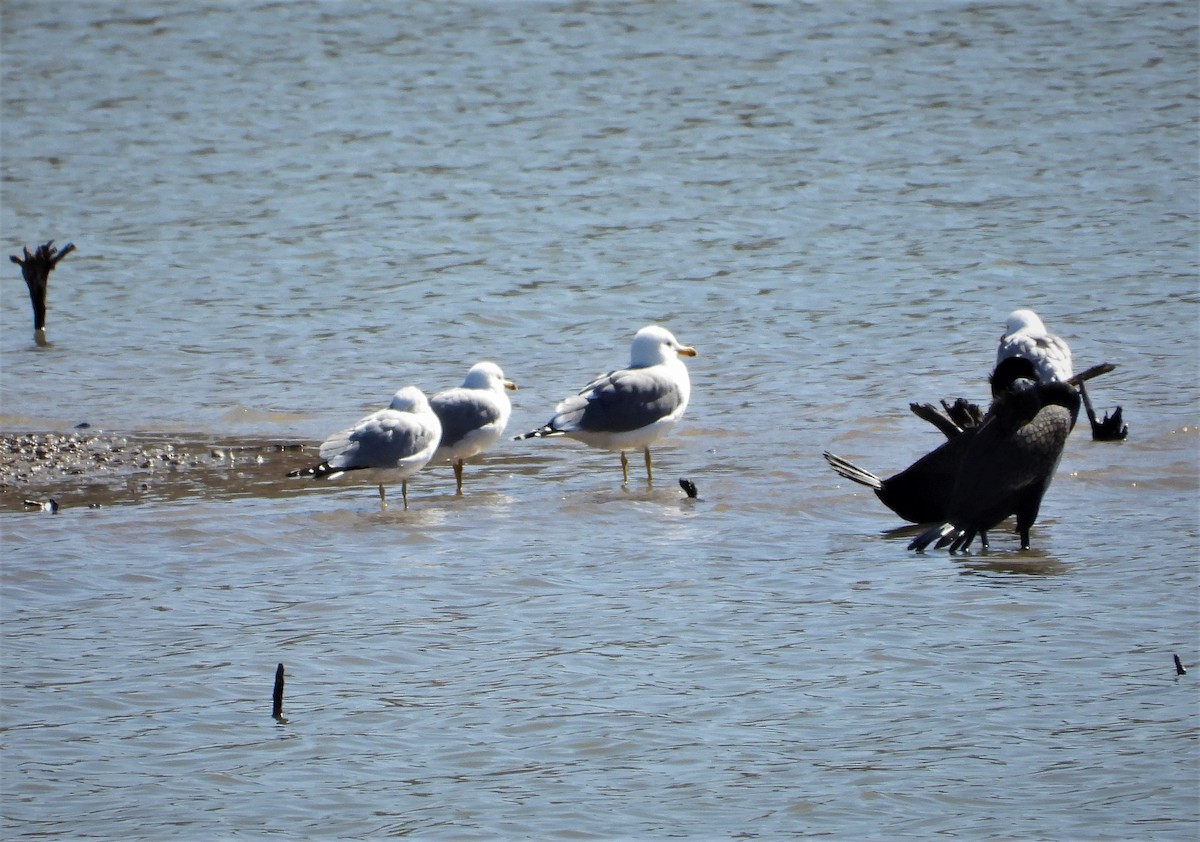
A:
288 462 372 480
287 461 336 479
514 427 558 441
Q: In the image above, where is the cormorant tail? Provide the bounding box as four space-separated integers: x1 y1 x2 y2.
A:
822 452 883 491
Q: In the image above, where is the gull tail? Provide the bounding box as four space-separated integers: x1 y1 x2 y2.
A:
287 461 369 481
823 452 883 491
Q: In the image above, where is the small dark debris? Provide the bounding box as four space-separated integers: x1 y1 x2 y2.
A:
1174 654 1187 676
679 478 698 499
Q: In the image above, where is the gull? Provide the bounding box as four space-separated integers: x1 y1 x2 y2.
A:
516 325 696 484
997 308 1126 440
287 386 442 509
9 240 74 346
997 308 1074 382
429 361 517 495
825 356 1039 525
908 373 1081 553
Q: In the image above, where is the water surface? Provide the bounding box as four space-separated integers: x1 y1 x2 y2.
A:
2 1 1197 839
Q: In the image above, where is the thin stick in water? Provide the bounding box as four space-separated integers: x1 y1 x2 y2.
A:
272 663 287 722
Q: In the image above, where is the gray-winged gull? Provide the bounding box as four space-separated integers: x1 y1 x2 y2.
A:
516 325 696 484
288 386 442 509
996 308 1126 440
997 308 1074 382
429 361 517 495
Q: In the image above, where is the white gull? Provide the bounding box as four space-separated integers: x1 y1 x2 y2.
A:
429 361 517 495
288 386 442 509
996 308 1073 382
516 325 696 484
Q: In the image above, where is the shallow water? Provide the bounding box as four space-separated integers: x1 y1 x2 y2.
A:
2 1 1198 839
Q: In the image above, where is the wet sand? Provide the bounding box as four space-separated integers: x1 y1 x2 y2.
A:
0 430 315 512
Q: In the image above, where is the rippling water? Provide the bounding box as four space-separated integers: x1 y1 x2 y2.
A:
2 1 1197 839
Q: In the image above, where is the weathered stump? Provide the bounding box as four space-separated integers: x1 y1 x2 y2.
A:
10 240 74 345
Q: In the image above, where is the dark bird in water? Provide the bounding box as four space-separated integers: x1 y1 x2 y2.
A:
825 356 1039 525
907 373 1081 553
997 308 1126 441
515 325 696 485
287 386 442 510
10 240 74 346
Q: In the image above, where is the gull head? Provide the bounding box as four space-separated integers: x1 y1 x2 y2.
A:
1004 308 1047 337
462 361 518 392
629 325 697 367
388 386 432 414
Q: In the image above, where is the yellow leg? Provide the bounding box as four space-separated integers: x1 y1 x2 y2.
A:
378 483 388 509
643 447 653 484
402 480 409 510
454 460 464 496
620 451 629 484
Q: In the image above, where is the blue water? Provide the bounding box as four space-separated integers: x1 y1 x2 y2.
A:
2 1 1197 839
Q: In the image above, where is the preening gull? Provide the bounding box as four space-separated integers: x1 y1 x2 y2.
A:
516 325 696 484
908 373 1080 553
288 386 442 509
429 361 517 495
997 308 1126 440
997 308 1074 383
825 357 1039 525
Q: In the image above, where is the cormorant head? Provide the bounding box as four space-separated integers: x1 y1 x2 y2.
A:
989 356 1039 398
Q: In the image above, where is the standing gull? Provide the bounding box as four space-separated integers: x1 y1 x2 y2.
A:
516 325 696 484
287 386 442 509
997 308 1126 440
429 361 517 495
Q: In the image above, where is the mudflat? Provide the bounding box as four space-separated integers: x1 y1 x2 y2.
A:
1 430 313 511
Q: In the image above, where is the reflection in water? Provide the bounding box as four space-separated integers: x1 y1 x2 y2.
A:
957 553 1072 578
